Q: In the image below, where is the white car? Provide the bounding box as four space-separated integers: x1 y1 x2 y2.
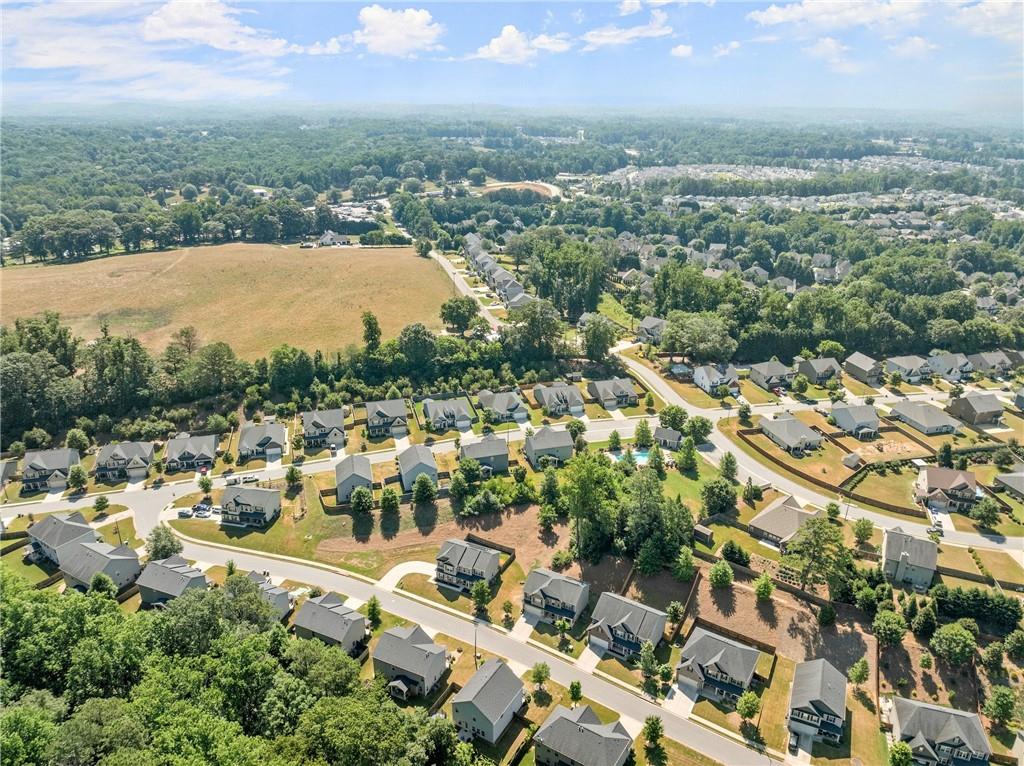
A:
177 508 193 518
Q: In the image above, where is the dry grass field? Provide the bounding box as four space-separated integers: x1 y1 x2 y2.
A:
1 244 457 359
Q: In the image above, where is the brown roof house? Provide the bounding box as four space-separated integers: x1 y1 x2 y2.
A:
914 466 978 513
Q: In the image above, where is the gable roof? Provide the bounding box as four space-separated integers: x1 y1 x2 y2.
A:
761 415 820 449
293 592 364 643
844 351 879 373
883 527 938 571
534 705 632 766
238 422 286 452
921 466 977 493
748 495 822 544
892 698 990 756
888 402 959 431
61 541 138 585
29 511 94 549
800 357 841 375
23 448 80 473
534 382 585 409
950 391 1003 417
136 555 207 597
222 486 281 508
477 389 526 415
372 625 445 672
638 315 667 333
678 627 760 686
523 568 587 605
750 360 792 378
335 454 373 485
590 592 667 645
365 398 407 420
422 398 472 423
886 354 929 372
302 409 346 433
460 434 509 461
526 426 574 451
653 425 682 443
96 441 154 465
452 659 523 722
831 402 880 431
397 444 437 475
588 378 636 400
165 433 218 462
791 658 846 719
437 538 500 572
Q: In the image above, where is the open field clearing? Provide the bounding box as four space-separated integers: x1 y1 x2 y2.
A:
1 244 456 359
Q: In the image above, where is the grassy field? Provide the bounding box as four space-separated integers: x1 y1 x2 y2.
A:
851 468 919 511
1 244 457 359
974 548 1024 585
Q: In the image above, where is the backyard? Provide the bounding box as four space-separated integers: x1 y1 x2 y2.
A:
397 558 527 625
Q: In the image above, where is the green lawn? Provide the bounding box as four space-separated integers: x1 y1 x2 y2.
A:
662 456 722 515
738 379 779 405
96 516 143 549
851 468 919 511
974 548 1024 585
596 292 635 330
695 521 781 562
596 641 680 698
399 560 525 625
843 378 880 397
0 547 58 585
529 604 593 659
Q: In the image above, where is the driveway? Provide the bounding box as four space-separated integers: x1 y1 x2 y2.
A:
575 645 602 673
663 685 696 718
377 559 435 592
510 614 535 641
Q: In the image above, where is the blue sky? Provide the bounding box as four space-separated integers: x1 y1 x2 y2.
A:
3 1 1021 117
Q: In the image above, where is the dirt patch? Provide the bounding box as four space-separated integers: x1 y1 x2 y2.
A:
879 634 980 712
838 434 931 463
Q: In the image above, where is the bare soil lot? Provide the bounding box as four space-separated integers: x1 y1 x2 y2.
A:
1 244 456 359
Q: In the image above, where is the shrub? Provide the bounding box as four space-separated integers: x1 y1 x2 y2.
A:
551 550 573 571
721 540 750 567
708 560 733 588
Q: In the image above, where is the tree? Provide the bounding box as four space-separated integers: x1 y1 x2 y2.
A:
88 572 116 598
439 296 479 334
467 167 487 186
366 596 382 628
742 478 763 505
735 690 760 721
65 427 89 452
642 715 663 749
666 600 685 624
569 680 583 705
738 402 752 422
566 418 587 441
873 611 907 647
912 605 938 639
530 662 550 690
720 451 737 481
349 485 373 515
67 464 87 492
285 465 302 487
648 442 665 477
659 405 687 432
848 657 869 688
581 315 617 361
361 311 381 351
678 436 698 472
754 572 774 601
540 467 560 507
673 546 696 582
783 516 850 591
639 640 658 679
416 239 432 257
683 415 713 442
791 374 809 394
1005 629 1024 662
412 473 437 504
608 430 622 451
970 497 1001 529
826 502 841 520
981 642 1004 674
708 560 734 588
937 442 953 468
380 486 399 514
889 741 913 766
888 371 903 389
145 525 183 560
634 419 653 449
930 622 976 665
92 495 110 515
503 600 515 623
553 617 570 642
853 517 874 545
983 685 1016 725
470 580 491 613
701 477 737 517
198 475 213 494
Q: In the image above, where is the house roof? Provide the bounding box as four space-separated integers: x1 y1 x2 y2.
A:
397 444 437 476
995 471 1024 495
695 364 738 383
302 409 346 433
678 627 760 686
950 392 1003 417
534 382 585 409
437 538 500 572
526 426 574 451
372 625 445 672
889 402 959 431
452 659 523 723
892 698 990 757
335 454 373 485
883 527 938 571
968 350 1011 368
844 351 878 373
790 659 846 720
638 315 667 332
761 415 820 449
222 486 280 509
589 592 667 646
136 555 207 598
365 398 407 420
886 355 929 372
921 466 977 493
28 511 94 549
246 570 290 601
750 360 792 377
23 448 80 473
926 353 968 374
831 403 880 432
422 398 472 423
165 434 218 462
534 705 632 766
61 541 138 585
523 568 587 606
748 495 822 544
460 434 508 461
238 423 286 453
588 378 636 400
293 592 365 643
800 357 841 375
477 389 526 415
96 441 154 465
653 426 682 442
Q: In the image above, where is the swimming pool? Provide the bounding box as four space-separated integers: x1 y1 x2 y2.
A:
607 449 650 465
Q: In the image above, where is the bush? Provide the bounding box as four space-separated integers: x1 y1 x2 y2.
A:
720 539 750 567
708 560 733 588
817 603 836 626
551 550 573 571
412 473 436 504
673 546 696 582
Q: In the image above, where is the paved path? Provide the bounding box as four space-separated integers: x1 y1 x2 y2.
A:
377 560 435 591
430 249 503 331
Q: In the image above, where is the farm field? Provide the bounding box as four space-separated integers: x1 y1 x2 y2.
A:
1 244 457 359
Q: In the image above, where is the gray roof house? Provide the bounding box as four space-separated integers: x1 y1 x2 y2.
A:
587 592 667 659
831 402 880 438
477 389 529 423
522 568 590 625
885 355 931 383
301 409 346 448
945 392 1003 425
245 571 293 619
238 422 286 461
844 352 882 386
882 527 938 590
452 659 524 744
796 357 841 384
28 511 96 565
137 556 208 605
524 426 574 468
293 592 367 654
365 398 409 437
748 494 823 549
676 627 760 705
654 425 682 450
761 415 823 455
1015 388 1024 411
888 402 960 435
435 538 500 593
459 435 509 474
221 486 281 528
397 444 438 491
994 470 1024 500
967 350 1012 376
693 364 739 396
788 658 847 744
586 378 638 409
164 434 217 472
533 383 585 416
335 454 373 502
421 398 474 432
61 541 141 592
21 448 81 492
749 360 796 390
891 697 990 766
534 705 633 766
95 441 154 481
926 353 972 383
636 316 668 345
371 625 448 700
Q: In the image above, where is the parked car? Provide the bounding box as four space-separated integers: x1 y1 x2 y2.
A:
225 476 240 486
192 502 210 512
242 475 259 484
789 733 799 754
177 508 193 518
926 526 944 537
211 505 222 515
199 466 209 475
195 509 211 519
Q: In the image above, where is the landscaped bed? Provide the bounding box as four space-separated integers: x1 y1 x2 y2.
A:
973 548 1024 585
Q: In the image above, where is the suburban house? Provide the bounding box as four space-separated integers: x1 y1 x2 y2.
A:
164 433 218 472
246 571 293 619
21 448 81 492
524 426 575 468
421 398 474 431
435 538 500 593
761 415 823 455
397 444 438 491
796 357 841 385
636 316 668 345
533 382 585 417
137 556 208 605
945 392 1003 426
476 389 529 423
788 659 847 745
335 454 373 502
371 625 448 701
506 292 535 310
533 705 633 766
994 470 1024 501
587 592 667 659
586 378 639 409
748 494 823 550
522 568 590 625
926 353 972 383
1015 388 1024 411
675 627 760 706
365 398 409 437
317 230 349 246
95 441 154 481
27 511 96 565
844 352 883 386
967 350 1012 377
693 364 739 396
654 426 683 450
60 541 141 592
237 422 286 461
749 360 796 391
452 659 524 745
831 402 880 439
885 355 931 383
221 486 281 527
888 402 960 435
882 527 938 589
915 466 978 513
293 592 367 654
301 409 346 449
890 697 991 766
459 435 509 475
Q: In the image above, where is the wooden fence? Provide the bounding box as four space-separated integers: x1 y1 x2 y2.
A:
464 533 517 574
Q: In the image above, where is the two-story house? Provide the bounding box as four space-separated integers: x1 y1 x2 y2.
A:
587 592 667 660
926 353 972 383
137 556 208 605
843 352 883 386
522 568 590 625
164 433 218 472
237 422 286 462
245 571 293 619
915 466 977 513
421 398 474 432
459 435 509 475
675 627 760 706
635 316 668 345
476 389 529 423
27 511 96 565
533 705 633 766
398 444 437 492
335 454 373 502
891 697 990 766
788 658 847 745
221 486 281 527
60 541 141 593
524 427 575 468
21 448 80 492
885 355 931 383
693 364 739 396
586 378 639 409
796 357 842 385
301 409 346 449
95 441 154 481
292 592 367 654
452 659 524 745
435 538 501 593
945 392 1003 426
371 625 448 700
365 399 409 437
749 360 796 391
883 527 938 590
533 383 585 417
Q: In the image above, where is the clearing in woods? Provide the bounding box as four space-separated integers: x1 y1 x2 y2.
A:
0 243 457 359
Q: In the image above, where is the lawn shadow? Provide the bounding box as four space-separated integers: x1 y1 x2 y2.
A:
643 744 667 766
755 598 778 629
710 584 736 617
413 501 438 534
379 509 400 540
853 687 876 714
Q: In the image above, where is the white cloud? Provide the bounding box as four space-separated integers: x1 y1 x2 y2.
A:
670 43 694 58
470 25 570 64
803 36 861 73
748 0 926 30
951 0 1023 44
889 35 937 59
581 10 672 51
618 0 643 15
572 8 586 24
142 0 301 57
352 5 444 57
533 34 573 53
712 40 741 58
